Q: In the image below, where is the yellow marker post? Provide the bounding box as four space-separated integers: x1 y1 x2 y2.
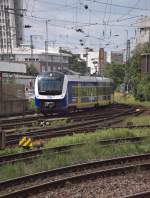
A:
19 136 32 149
19 136 27 146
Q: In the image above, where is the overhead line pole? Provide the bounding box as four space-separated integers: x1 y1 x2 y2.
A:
30 35 33 59
45 20 49 72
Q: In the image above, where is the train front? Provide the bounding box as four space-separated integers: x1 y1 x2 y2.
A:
35 72 66 113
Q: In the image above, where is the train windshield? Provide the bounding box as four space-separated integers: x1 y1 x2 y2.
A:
38 77 63 95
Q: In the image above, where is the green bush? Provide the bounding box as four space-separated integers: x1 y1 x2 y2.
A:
136 74 150 101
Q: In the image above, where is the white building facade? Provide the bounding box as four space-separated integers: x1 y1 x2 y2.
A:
133 17 150 48
0 0 23 53
0 47 70 73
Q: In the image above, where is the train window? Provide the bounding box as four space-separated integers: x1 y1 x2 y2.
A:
108 95 111 100
38 77 63 95
74 86 78 96
103 87 106 95
98 87 102 95
72 86 76 97
105 87 110 94
102 96 106 100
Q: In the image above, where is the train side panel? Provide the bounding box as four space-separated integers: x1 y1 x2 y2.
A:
67 80 114 109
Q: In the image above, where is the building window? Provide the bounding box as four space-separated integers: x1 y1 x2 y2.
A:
48 66 51 72
41 66 46 72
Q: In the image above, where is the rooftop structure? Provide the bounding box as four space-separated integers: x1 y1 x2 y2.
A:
0 47 70 73
133 16 150 48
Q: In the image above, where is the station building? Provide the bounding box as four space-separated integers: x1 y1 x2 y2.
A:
0 47 70 73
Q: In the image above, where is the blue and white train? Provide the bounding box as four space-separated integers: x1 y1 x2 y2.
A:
35 71 114 113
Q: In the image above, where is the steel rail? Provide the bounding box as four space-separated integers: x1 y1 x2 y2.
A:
2 110 129 131
0 135 147 165
1 105 135 130
5 108 137 143
125 191 150 198
1 152 150 188
0 160 150 198
0 103 123 124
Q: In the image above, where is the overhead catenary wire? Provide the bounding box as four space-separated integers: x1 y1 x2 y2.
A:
24 0 150 53
116 0 141 22
85 0 150 11
24 14 145 28
31 0 147 17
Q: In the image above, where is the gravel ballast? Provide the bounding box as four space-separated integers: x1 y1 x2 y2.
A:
31 170 150 198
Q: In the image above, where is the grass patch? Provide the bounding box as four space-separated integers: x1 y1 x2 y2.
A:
0 147 24 156
26 99 37 111
1 140 150 181
1 128 150 156
124 115 150 126
114 92 150 107
44 128 150 148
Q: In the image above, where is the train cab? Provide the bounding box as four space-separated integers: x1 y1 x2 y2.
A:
35 72 67 113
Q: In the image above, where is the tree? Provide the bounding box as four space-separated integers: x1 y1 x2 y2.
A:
104 62 125 89
68 54 87 74
26 64 38 75
128 42 150 100
136 74 150 101
59 48 88 75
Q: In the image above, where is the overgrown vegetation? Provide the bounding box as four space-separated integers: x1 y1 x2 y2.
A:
59 48 88 75
104 62 125 89
104 43 150 102
114 92 150 107
1 128 150 156
44 128 150 148
127 42 150 101
26 64 38 75
26 99 37 111
1 140 150 181
125 115 150 126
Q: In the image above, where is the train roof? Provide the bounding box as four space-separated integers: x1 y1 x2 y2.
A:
37 72 113 83
65 75 113 83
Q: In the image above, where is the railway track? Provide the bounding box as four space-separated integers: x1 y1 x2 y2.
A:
0 135 147 166
0 104 142 130
1 153 150 197
4 110 126 135
125 191 150 198
5 107 141 146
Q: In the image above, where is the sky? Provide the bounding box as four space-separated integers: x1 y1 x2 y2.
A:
23 0 150 56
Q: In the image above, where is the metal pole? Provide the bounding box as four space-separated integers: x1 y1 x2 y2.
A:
85 48 88 71
149 27 150 43
0 72 3 113
45 20 49 72
125 30 130 94
5 9 9 60
30 35 33 59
